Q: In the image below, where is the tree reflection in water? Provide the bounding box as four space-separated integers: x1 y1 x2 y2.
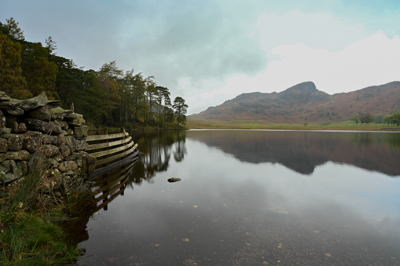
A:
128 130 187 186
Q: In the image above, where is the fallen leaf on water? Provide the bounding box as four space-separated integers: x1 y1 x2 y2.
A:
392 257 396 260
245 243 251 246
194 205 198 208
161 190 165 192
183 238 190 242
246 232 250 235
94 212 98 215
325 253 331 257
223 204 227 206
314 231 319 233
263 262 268 265
180 201 183 203
155 244 160 247
193 263 198 265
277 245 282 248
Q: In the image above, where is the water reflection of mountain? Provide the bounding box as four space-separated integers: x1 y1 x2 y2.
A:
187 130 400 176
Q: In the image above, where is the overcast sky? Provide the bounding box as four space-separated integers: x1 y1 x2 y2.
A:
2 0 400 114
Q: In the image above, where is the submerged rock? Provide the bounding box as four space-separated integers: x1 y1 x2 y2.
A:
168 177 181 183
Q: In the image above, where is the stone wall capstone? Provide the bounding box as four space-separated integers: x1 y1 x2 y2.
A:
0 92 96 198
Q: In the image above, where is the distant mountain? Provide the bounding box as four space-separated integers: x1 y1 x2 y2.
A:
189 81 400 123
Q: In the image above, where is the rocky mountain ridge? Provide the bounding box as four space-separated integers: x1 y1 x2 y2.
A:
190 81 400 123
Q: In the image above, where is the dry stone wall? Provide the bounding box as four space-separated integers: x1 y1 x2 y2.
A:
0 91 96 198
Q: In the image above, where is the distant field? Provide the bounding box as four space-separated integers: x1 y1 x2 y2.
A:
187 118 400 131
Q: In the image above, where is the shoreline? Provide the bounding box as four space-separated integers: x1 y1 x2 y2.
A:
187 121 400 132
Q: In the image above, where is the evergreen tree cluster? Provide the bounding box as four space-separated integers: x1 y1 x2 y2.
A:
0 18 187 128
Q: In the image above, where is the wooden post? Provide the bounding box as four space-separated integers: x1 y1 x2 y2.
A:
102 127 109 211
119 127 125 196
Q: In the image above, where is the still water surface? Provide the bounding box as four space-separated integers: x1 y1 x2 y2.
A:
74 130 400 265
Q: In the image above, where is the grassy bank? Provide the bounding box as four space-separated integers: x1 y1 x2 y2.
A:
0 158 93 265
187 118 400 131
0 210 80 265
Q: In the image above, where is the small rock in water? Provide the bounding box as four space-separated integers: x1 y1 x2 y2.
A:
168 177 181 183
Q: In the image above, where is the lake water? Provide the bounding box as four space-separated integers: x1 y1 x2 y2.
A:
72 130 400 265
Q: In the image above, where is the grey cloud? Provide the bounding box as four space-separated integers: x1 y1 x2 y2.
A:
3 0 400 112
117 0 267 88
1 0 267 88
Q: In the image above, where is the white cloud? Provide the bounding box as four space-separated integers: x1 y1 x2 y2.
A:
264 32 400 93
256 11 369 52
189 32 400 114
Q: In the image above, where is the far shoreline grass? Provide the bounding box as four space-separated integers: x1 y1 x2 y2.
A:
187 119 400 131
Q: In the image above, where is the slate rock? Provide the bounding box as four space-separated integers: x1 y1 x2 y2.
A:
7 134 24 151
59 145 71 157
46 100 61 109
78 151 96 176
0 128 11 138
17 123 27 133
6 150 30 161
41 134 53 145
0 160 11 173
26 106 51 122
73 126 89 139
61 120 69 130
47 135 58 145
10 160 23 179
74 139 88 151
49 107 73 120
43 144 60 157
53 119 68 130
18 92 48 111
49 121 62 135
0 153 6 162
65 136 75 146
23 131 42 153
0 138 7 153
50 110 56 121
0 98 24 115
24 118 52 134
6 119 26 133
0 110 6 128
0 92 48 115
58 161 78 172
64 113 86 127
4 173 17 183
55 134 66 147
0 91 11 101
